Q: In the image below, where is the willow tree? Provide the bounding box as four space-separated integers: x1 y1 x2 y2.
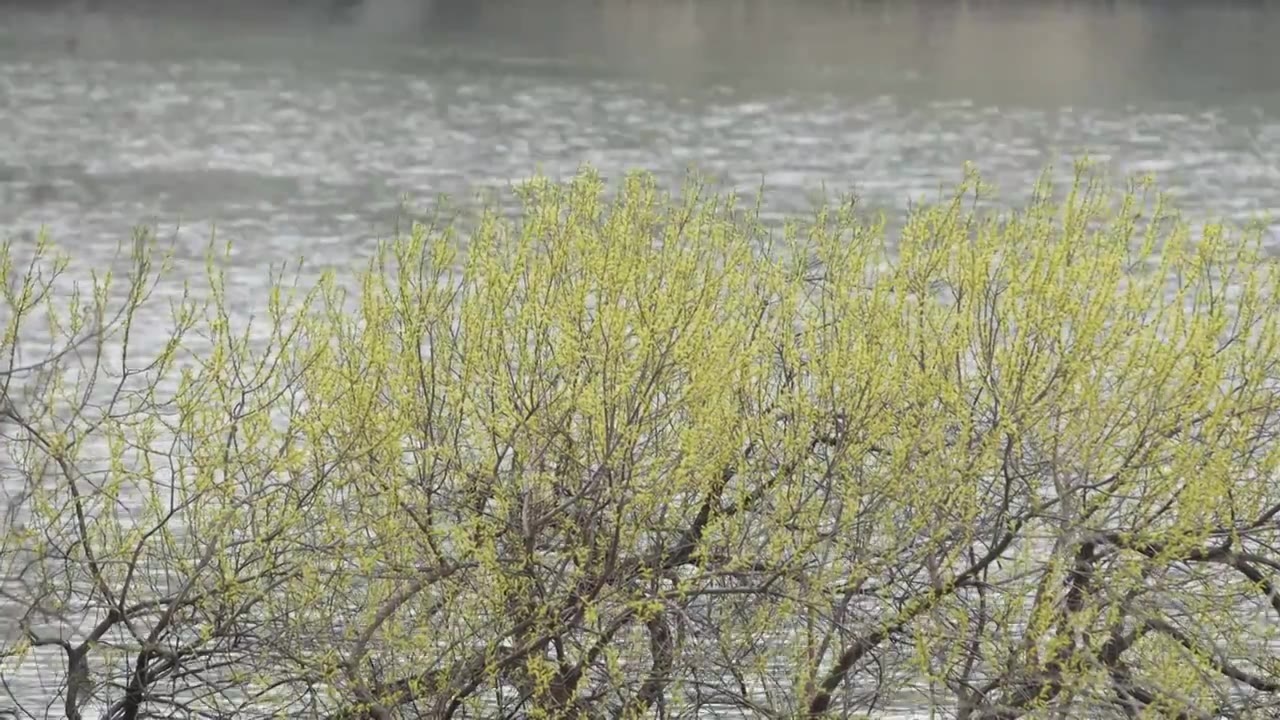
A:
2 163 1280 719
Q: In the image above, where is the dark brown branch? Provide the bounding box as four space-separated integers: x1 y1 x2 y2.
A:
1100 533 1280 617
616 609 675 719
806 518 1024 716
1144 618 1280 693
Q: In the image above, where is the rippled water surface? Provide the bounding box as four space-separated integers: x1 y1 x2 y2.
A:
4 3 1280 272
3 1 1280 716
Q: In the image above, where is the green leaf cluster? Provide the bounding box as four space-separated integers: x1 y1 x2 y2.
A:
3 162 1280 719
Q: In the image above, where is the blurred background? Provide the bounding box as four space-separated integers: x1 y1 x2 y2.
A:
3 0 1278 255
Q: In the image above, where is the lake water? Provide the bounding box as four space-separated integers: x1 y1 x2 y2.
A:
3 2 1280 274
3 0 1280 716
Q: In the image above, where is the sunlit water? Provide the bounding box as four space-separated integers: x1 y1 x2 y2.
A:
3 1 1280 716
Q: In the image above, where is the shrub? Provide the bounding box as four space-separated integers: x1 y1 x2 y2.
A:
2 164 1280 719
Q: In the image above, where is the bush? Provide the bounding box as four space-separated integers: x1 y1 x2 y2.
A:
3 164 1280 719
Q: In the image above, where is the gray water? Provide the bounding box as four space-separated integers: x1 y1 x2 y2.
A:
3 1 1280 717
